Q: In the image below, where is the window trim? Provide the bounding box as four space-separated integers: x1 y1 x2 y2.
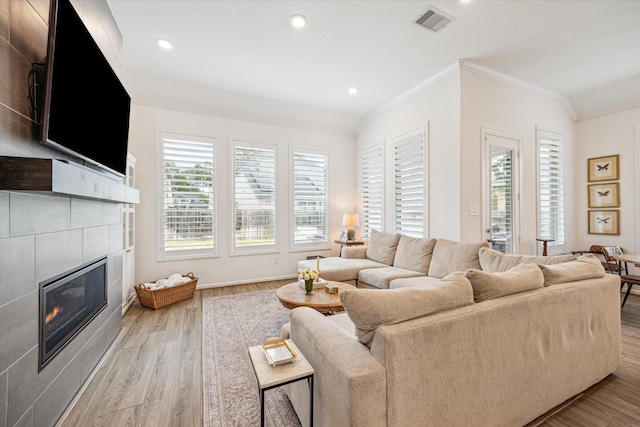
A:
157 131 218 261
536 127 566 253
229 139 279 256
289 146 330 252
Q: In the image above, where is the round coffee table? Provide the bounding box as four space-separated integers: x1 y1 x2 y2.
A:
276 281 356 315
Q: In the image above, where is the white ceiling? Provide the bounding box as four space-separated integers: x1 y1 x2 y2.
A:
107 0 640 123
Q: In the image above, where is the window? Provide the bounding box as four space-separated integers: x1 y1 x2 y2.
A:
291 148 328 249
159 132 216 260
537 129 565 247
361 143 383 239
393 128 426 237
232 141 277 253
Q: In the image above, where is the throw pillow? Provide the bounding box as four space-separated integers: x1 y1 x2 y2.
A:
340 271 474 347
465 262 544 302
428 239 490 279
538 254 605 286
366 229 401 265
478 247 577 273
393 235 437 274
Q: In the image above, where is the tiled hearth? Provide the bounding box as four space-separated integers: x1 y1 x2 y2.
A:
0 192 124 427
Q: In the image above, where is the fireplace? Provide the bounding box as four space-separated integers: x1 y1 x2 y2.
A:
39 257 108 371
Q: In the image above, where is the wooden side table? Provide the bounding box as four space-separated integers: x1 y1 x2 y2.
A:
248 340 314 427
536 238 554 256
334 239 365 248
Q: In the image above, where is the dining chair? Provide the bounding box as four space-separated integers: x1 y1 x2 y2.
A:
599 246 623 275
601 246 640 308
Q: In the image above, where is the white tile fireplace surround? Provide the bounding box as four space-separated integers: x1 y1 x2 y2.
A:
0 191 124 427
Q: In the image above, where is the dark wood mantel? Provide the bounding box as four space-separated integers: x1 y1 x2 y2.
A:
0 156 139 204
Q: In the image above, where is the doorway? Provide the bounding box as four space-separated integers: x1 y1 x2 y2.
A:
482 130 521 254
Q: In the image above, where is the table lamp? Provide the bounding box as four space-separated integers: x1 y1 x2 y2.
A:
342 213 360 240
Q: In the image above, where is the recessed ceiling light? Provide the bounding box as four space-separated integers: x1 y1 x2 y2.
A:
459 0 472 3
348 87 359 95
156 38 172 49
290 14 307 28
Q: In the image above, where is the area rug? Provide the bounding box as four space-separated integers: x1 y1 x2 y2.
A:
202 289 301 427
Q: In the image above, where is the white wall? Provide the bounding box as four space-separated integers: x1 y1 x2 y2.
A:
128 103 356 287
575 107 640 255
460 66 576 254
356 67 462 240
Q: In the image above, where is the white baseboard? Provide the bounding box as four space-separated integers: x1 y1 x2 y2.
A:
196 274 298 290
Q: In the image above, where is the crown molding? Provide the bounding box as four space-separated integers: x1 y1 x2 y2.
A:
575 101 640 122
459 59 578 121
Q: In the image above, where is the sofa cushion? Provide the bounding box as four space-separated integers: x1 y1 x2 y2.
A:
366 230 401 265
357 266 425 289
465 263 544 302
538 254 605 286
479 247 577 273
340 271 474 347
297 257 386 283
428 239 490 278
389 275 443 289
392 235 437 274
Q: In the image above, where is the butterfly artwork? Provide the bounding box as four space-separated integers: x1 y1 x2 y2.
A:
588 155 618 182
589 210 619 235
588 183 619 208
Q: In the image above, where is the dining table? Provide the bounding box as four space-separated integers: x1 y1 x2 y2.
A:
614 253 640 268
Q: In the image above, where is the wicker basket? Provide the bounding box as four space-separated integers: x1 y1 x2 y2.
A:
135 272 198 309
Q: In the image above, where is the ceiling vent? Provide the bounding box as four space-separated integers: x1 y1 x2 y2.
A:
414 7 455 33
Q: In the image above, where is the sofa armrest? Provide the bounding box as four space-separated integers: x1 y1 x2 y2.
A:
341 245 368 259
289 307 386 427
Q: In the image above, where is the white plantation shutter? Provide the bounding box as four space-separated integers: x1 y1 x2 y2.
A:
361 144 383 239
538 131 565 246
160 132 216 259
292 149 328 248
233 141 277 252
394 130 426 237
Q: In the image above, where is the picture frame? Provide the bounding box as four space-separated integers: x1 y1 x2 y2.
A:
587 154 619 182
588 182 620 208
588 210 620 235
339 230 348 240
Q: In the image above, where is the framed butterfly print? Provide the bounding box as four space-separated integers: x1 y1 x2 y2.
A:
587 154 619 182
588 182 619 208
588 210 620 235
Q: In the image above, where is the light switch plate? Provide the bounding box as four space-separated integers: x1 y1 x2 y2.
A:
469 205 479 216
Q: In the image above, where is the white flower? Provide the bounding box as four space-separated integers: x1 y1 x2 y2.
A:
298 268 319 281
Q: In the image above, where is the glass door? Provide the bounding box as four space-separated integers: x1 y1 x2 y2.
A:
483 132 520 254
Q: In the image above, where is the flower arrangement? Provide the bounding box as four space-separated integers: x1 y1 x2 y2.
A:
297 268 319 281
297 268 319 294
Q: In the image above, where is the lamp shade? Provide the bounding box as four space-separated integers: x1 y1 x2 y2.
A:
342 213 360 227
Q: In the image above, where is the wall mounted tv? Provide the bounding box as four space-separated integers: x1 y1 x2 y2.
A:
40 0 131 178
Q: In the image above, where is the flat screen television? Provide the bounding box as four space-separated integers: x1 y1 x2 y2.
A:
40 0 131 178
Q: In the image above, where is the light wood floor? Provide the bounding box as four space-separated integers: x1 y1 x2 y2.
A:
60 285 640 427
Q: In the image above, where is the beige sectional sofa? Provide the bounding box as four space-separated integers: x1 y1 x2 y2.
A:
297 230 575 289
289 231 621 427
